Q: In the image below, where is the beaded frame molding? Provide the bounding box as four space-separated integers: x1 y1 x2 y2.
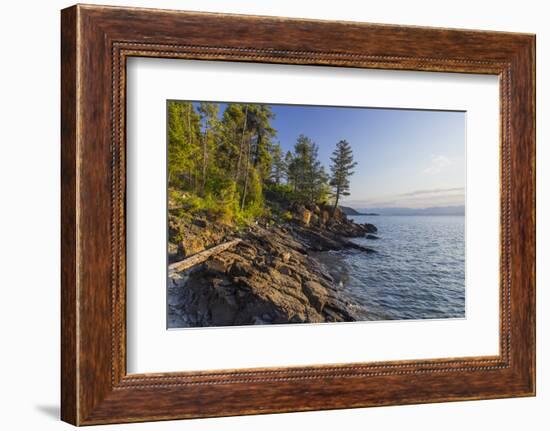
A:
61 4 535 425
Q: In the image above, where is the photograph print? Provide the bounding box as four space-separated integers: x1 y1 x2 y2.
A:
167 101 466 328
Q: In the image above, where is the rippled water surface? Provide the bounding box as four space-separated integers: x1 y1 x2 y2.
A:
314 215 465 321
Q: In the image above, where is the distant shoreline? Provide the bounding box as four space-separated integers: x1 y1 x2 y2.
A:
351 213 464 217
355 213 379 216
340 204 465 217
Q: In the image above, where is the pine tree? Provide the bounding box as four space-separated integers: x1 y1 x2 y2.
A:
248 104 276 181
167 101 201 190
290 135 327 203
284 151 296 189
167 101 359 226
240 105 276 210
235 104 249 184
315 166 330 204
329 139 357 216
270 142 286 185
218 104 247 181
197 102 220 192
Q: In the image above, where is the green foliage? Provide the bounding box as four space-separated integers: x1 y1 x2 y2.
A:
197 102 221 192
287 135 328 204
329 139 358 209
247 169 264 207
167 101 359 227
217 103 246 174
270 142 286 185
167 101 202 190
247 104 276 179
264 183 294 204
282 211 293 221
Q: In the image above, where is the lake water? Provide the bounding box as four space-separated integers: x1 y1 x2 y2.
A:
313 215 465 321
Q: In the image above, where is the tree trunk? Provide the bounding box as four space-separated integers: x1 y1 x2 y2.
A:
187 107 196 192
169 239 242 273
235 104 248 182
187 105 192 148
253 130 262 167
201 130 208 191
241 136 251 210
331 187 340 220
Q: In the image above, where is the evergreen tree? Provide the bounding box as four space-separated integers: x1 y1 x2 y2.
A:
290 135 328 203
167 101 358 225
218 104 247 180
167 101 201 190
270 142 286 185
285 150 296 189
315 166 330 204
329 139 357 215
247 104 276 181
197 102 220 192
239 105 276 209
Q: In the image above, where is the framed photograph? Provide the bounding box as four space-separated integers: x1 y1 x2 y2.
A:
61 4 536 425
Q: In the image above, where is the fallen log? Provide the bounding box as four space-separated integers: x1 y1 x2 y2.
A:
168 239 242 273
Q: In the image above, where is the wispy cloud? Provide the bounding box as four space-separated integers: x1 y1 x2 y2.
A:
342 187 465 209
423 155 451 175
395 187 464 198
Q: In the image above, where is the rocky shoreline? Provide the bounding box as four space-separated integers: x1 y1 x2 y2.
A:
168 205 377 327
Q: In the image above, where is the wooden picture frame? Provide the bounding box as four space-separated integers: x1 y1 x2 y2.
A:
61 4 535 425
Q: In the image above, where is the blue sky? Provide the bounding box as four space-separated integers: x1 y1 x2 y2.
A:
193 101 465 209
270 104 465 209
272 105 466 208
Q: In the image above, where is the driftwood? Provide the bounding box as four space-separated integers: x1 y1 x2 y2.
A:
168 239 242 273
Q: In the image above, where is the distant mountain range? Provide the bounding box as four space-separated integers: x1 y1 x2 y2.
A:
339 206 379 216
340 205 465 216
